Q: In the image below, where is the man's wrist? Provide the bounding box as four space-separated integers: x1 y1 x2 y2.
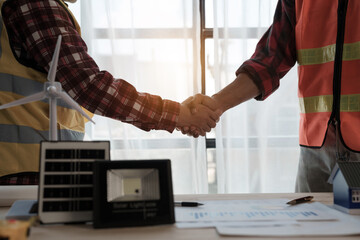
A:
211 93 227 113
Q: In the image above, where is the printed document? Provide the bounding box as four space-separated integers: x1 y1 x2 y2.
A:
175 198 360 236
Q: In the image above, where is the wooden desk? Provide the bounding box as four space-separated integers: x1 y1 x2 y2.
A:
2 192 358 240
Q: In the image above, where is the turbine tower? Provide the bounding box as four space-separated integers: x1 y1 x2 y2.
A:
0 35 95 140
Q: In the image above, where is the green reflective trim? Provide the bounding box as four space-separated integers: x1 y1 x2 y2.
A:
0 18 3 57
299 94 360 113
299 95 333 113
297 41 360 65
340 94 360 112
343 41 360 61
297 44 335 65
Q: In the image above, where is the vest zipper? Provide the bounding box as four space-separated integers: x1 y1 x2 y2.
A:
331 0 349 159
330 0 348 126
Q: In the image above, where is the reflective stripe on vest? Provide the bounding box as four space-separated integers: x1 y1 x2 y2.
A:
0 13 2 57
298 41 360 65
0 72 74 109
0 0 85 176
0 124 84 143
296 0 360 151
299 94 360 113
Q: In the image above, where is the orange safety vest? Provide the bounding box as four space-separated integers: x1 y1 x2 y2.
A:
0 0 89 176
296 0 360 151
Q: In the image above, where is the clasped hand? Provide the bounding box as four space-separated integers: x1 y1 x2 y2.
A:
176 94 222 137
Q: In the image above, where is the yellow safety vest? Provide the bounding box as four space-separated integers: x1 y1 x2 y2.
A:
296 0 360 151
0 0 86 176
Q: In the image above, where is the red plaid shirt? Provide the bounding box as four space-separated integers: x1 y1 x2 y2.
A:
237 0 297 101
1 0 179 184
2 0 180 133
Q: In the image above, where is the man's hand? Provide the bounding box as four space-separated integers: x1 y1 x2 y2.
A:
176 94 222 137
176 73 260 137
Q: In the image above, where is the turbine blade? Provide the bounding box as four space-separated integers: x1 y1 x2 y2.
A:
0 92 46 110
47 35 62 83
58 91 95 124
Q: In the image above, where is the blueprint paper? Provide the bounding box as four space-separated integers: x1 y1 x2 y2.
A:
175 199 337 223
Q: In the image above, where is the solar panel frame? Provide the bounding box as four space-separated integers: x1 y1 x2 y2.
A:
38 141 110 224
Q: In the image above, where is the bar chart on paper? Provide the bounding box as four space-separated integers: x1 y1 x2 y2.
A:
175 199 337 222
183 209 318 221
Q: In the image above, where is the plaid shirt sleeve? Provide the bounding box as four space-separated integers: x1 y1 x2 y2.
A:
236 0 297 101
2 0 180 133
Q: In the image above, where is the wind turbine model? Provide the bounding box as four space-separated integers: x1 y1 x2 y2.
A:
0 35 95 140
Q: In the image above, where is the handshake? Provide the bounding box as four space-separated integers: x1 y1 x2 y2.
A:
176 94 223 138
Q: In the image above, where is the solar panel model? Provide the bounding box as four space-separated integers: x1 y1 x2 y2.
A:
38 141 110 224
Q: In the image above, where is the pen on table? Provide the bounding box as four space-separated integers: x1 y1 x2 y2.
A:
286 195 314 205
174 201 204 207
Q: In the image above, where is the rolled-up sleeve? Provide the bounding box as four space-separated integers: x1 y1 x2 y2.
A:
236 0 297 100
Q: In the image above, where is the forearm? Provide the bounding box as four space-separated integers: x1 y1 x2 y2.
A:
212 73 260 113
5 0 181 133
105 81 180 132
216 1 297 110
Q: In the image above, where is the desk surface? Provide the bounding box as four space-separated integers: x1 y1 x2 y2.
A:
2 192 357 240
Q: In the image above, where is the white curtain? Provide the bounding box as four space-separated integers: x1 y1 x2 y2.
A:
69 0 300 194
209 0 300 193
71 0 209 194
